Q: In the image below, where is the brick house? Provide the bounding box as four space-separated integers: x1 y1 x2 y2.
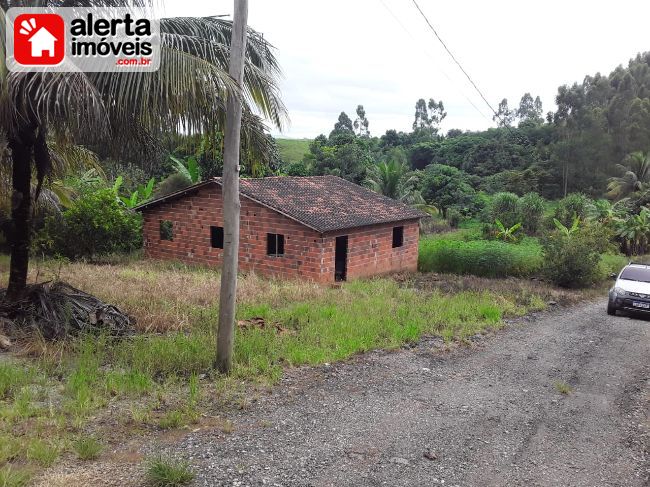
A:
136 176 425 283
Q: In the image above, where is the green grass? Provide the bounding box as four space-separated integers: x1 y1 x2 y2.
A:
118 333 214 378
0 364 36 400
0 465 31 487
72 437 103 461
554 380 572 394
0 436 22 465
104 369 153 397
158 410 186 430
25 439 60 467
0 258 553 476
118 281 537 381
418 236 543 277
56 280 538 386
146 455 194 487
276 138 311 164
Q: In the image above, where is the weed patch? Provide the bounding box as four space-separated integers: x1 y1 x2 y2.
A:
0 364 36 400
146 455 194 487
26 439 60 467
72 436 103 461
0 465 31 487
554 381 572 394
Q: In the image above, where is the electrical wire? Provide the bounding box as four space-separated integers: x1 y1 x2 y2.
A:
377 0 491 122
409 0 507 127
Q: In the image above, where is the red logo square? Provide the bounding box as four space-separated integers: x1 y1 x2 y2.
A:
13 14 65 66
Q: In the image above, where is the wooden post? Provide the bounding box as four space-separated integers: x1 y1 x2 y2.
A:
216 0 248 374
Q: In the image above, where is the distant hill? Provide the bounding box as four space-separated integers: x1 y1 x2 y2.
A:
276 138 311 164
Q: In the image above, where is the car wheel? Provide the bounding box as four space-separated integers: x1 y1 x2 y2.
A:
607 300 617 316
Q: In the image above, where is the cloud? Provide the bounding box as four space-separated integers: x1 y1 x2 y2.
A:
165 0 650 138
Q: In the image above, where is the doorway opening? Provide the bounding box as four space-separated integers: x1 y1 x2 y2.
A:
335 236 348 282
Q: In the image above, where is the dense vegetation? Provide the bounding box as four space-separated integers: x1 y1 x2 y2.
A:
3 52 650 267
262 52 650 287
276 53 650 200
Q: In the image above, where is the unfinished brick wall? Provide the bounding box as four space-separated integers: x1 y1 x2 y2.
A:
141 184 420 282
322 221 419 279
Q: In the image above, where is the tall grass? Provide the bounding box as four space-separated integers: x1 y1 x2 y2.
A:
0 257 552 476
0 365 37 400
54 279 539 384
418 237 543 277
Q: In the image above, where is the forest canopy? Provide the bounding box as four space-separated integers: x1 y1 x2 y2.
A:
280 52 650 201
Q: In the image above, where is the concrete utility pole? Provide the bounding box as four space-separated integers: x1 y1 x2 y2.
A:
216 0 248 374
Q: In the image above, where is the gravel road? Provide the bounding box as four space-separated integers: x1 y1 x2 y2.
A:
176 300 649 487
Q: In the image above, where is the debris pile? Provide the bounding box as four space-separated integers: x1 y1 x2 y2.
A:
0 281 134 339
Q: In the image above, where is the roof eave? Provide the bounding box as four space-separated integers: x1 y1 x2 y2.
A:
134 177 427 233
133 180 218 211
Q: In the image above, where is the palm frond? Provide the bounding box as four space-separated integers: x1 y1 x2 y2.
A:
7 72 108 137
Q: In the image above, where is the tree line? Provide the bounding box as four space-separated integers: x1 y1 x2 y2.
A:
282 51 650 204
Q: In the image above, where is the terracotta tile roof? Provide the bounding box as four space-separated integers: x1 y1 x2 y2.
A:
136 175 426 233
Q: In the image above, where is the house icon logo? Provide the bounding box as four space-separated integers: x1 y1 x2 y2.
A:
13 14 65 66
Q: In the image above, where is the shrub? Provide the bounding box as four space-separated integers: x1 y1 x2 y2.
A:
420 164 475 219
541 224 611 287
553 193 591 227
446 208 462 228
599 253 628 277
419 216 451 234
517 192 546 234
283 160 310 176
418 237 542 277
35 189 142 260
101 160 150 194
487 192 520 228
154 173 192 199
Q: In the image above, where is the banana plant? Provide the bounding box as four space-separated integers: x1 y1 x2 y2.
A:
494 219 522 242
615 207 650 255
113 176 156 209
170 155 201 184
553 213 580 237
136 177 155 201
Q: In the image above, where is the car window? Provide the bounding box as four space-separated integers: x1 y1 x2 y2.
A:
619 267 650 282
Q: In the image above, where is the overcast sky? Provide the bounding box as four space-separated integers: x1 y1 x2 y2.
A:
165 0 650 139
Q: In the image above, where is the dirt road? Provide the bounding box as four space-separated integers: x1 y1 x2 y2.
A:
177 301 649 486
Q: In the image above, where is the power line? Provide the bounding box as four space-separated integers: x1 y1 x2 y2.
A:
410 0 505 126
377 0 490 122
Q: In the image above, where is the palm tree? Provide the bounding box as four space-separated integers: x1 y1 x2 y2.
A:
607 151 650 200
0 2 286 301
365 149 421 202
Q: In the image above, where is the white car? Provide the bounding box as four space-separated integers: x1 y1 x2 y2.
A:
608 263 650 315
